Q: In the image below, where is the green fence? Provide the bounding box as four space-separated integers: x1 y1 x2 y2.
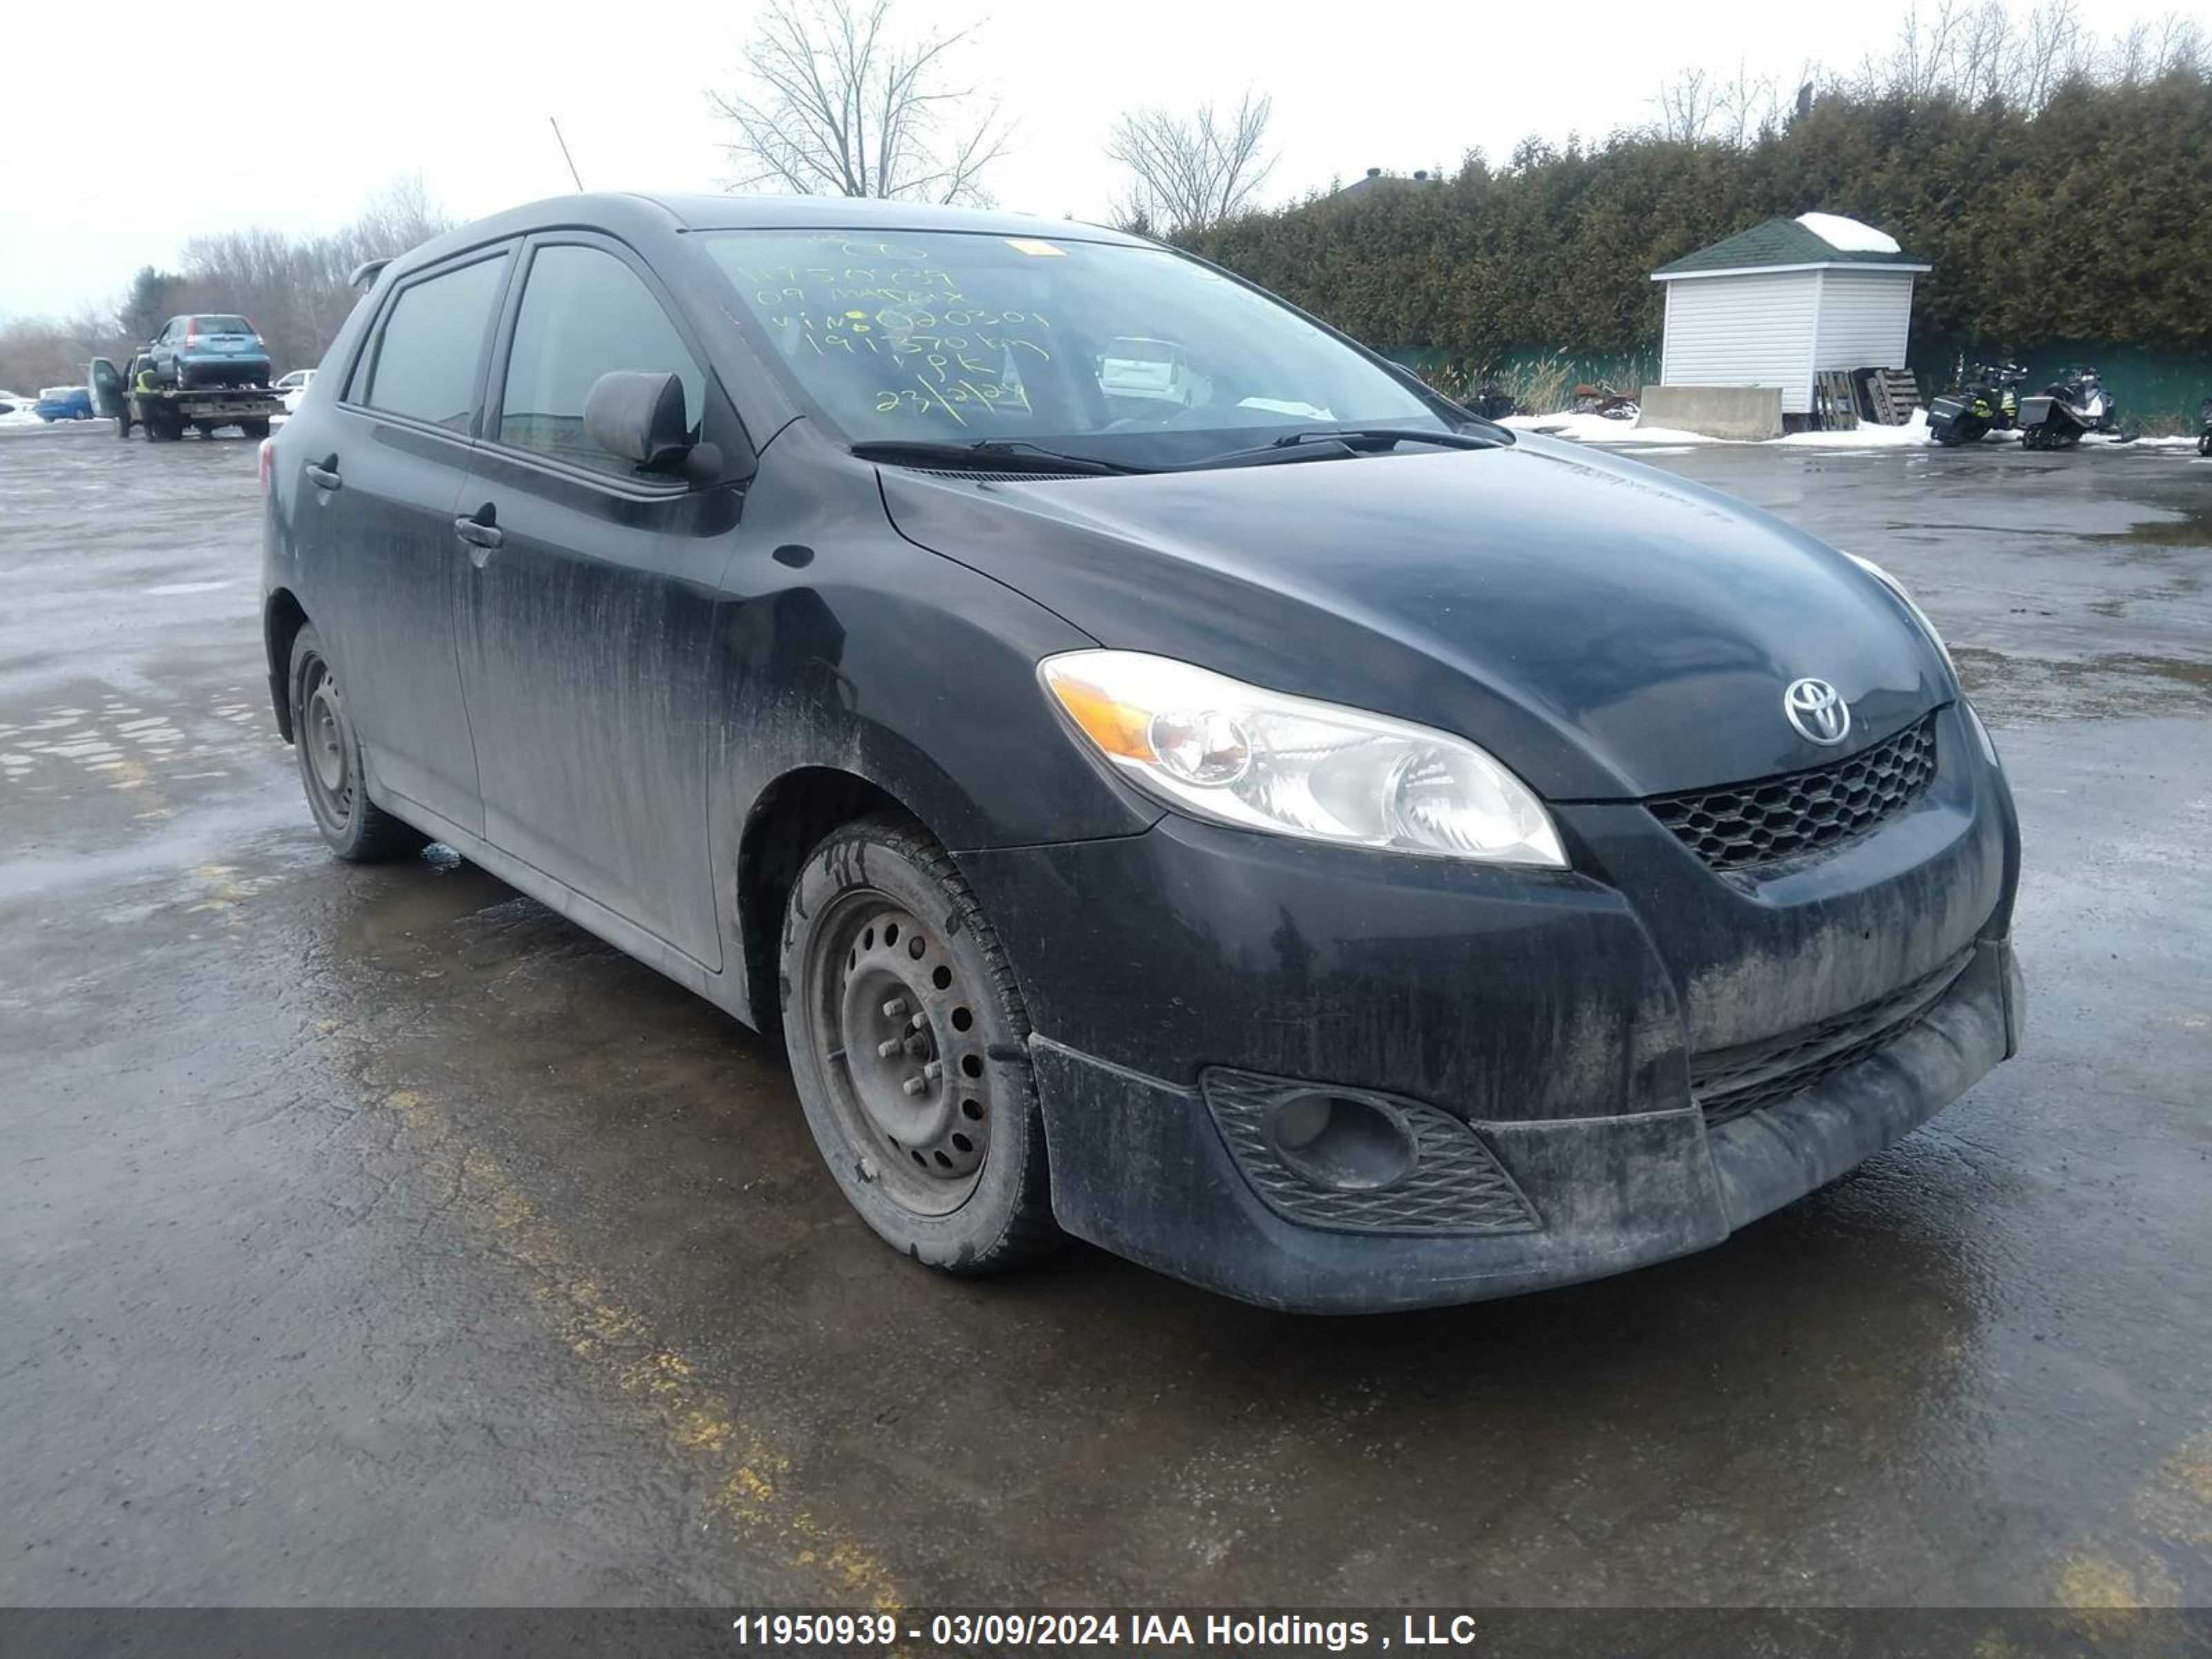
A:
1389 340 2209 431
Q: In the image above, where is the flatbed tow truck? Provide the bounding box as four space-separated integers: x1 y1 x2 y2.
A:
88 355 283 442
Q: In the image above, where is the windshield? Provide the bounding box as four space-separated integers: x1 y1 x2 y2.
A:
700 229 1459 467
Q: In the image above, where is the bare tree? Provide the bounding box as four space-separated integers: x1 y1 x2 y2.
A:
1717 59 1781 145
1105 91 1274 235
1952 1 2018 104
353 172 450 259
1653 68 1720 142
2018 0 2085 109
2153 12 2206 76
708 0 1008 203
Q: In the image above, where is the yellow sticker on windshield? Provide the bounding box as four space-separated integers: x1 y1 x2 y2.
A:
1004 238 1065 256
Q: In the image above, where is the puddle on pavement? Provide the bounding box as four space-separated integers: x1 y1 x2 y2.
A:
340 850 517 955
1955 646 2212 722
2090 504 2212 551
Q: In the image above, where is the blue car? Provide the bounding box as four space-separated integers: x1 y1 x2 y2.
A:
35 386 95 421
145 315 273 391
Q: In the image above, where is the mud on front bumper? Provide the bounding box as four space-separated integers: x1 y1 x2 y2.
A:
1025 941 2019 1313
957 702 2023 1313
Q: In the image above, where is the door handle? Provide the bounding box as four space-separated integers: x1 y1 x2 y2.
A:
306 453 341 491
453 505 503 553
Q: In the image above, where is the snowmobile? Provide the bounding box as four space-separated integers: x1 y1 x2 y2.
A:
1927 360 2025 446
2018 365 2134 449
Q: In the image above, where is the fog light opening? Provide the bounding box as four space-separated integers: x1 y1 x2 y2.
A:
1269 1093 1418 1192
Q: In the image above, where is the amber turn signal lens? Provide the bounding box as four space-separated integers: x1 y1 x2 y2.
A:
1044 671 1154 762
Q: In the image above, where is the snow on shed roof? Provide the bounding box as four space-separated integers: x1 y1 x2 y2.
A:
1794 212 1898 253
1650 214 1928 279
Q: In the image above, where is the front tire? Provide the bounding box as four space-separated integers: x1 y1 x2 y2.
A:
780 813 1056 1274
288 625 429 863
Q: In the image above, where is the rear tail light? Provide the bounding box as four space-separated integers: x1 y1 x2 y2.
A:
259 437 274 494
185 321 199 346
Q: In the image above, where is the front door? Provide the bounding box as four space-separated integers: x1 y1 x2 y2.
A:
453 236 737 968
308 247 513 836
86 357 125 420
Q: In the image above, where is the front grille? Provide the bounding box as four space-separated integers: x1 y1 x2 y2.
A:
1647 714 1939 873
1203 1071 1539 1236
1691 948 1974 1127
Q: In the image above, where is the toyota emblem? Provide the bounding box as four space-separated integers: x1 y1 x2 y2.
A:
1783 677 1851 746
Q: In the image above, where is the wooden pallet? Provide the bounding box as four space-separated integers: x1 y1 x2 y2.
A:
1813 371 1859 431
1865 368 1922 427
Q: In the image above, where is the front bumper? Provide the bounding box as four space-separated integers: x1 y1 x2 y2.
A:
958 702 2023 1312
1026 941 2019 1313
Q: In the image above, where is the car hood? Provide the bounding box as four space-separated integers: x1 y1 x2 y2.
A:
876 433 1948 800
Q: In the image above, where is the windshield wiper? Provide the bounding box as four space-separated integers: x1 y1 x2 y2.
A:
849 439 1150 477
1277 426 1501 451
1177 426 1501 473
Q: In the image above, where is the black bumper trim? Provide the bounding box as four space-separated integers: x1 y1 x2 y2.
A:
1029 939 2018 1313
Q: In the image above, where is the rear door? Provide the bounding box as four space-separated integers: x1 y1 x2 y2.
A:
452 234 739 968
306 245 514 836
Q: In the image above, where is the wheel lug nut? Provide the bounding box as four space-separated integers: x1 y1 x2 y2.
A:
876 1038 901 1058
901 1075 927 1097
909 1013 927 1031
881 997 908 1019
924 1060 942 1080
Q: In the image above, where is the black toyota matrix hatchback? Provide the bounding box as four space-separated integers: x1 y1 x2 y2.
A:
261 194 2023 1313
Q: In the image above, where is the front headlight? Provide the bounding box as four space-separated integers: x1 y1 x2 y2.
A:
1040 650 1567 868
1846 553 1956 679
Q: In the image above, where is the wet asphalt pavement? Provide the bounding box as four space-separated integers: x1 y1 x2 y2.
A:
1 421 2208 1613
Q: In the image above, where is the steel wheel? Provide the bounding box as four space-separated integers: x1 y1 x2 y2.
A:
286 624 427 863
298 653 358 831
779 812 1056 1272
807 890 993 1217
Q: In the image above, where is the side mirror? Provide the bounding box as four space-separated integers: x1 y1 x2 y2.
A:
583 370 694 472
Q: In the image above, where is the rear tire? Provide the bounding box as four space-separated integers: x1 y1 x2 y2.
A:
241 418 271 440
780 812 1057 1275
288 624 430 863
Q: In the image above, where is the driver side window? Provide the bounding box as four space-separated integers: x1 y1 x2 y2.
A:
498 244 704 479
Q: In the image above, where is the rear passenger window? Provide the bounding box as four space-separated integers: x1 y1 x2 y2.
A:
498 244 703 477
363 255 507 432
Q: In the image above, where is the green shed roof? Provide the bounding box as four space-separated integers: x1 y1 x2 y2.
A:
1651 215 1929 279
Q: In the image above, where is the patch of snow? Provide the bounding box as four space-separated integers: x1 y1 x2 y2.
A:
1796 212 1900 254
1774 409 1933 447
1508 404 2205 453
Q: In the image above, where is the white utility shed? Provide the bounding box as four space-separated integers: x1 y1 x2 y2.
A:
1651 214 1929 415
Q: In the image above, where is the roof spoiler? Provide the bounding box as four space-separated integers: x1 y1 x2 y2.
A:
348 257 395 289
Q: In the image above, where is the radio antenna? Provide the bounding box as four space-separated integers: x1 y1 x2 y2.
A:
550 117 585 191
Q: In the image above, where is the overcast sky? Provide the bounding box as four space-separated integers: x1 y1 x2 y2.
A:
0 0 2186 322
